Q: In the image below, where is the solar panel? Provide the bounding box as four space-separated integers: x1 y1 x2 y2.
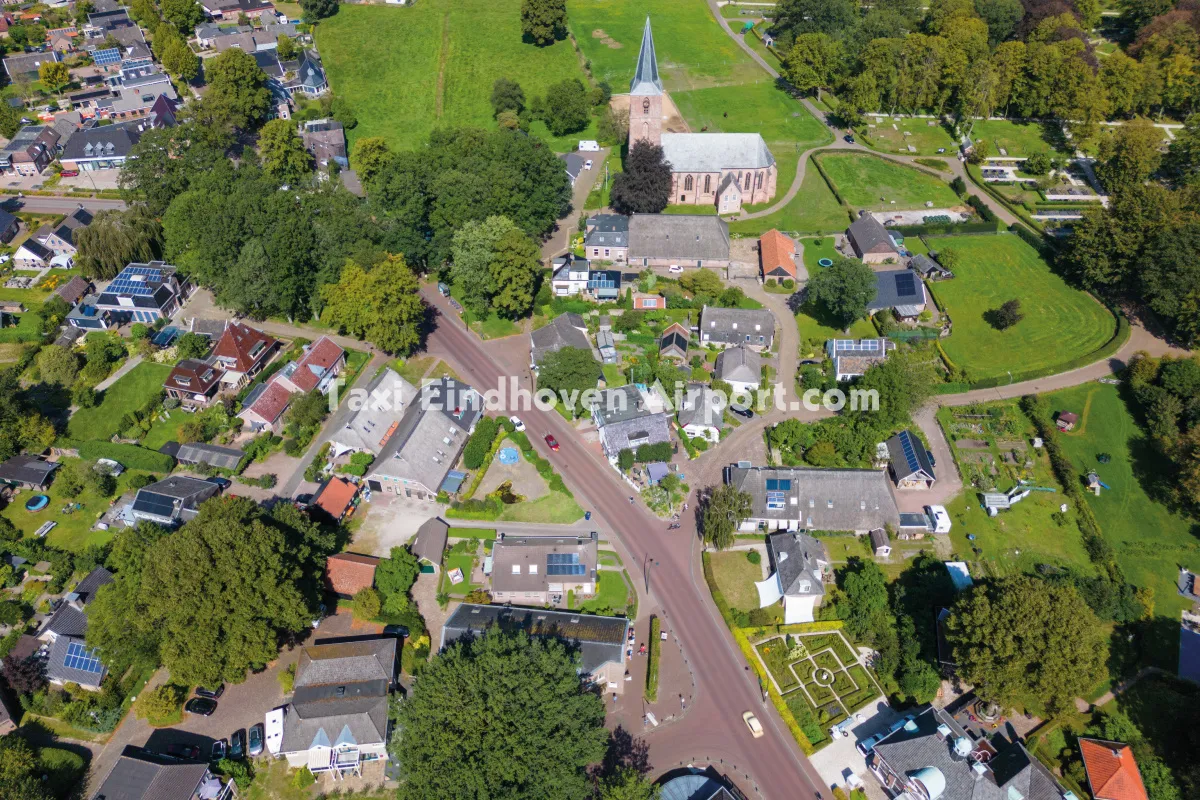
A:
779 479 792 490
894 272 916 296
64 641 104 675
93 47 121 65
900 431 921 472
132 491 176 518
546 564 587 576
766 479 778 491
547 553 581 565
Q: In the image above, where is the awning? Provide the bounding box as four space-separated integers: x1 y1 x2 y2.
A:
756 573 783 608
784 595 816 624
440 470 467 494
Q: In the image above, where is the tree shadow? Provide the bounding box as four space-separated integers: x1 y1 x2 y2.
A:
598 725 651 778
1039 120 1071 154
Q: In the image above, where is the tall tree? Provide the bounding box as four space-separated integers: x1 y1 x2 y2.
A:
258 118 313 184
321 254 426 354
491 77 526 116
161 0 204 32
75 206 163 280
1097 117 1164 194
535 346 599 408
610 143 672 214
804 256 877 327
120 123 230 216
520 0 567 45
782 33 845 100
449 215 519 316
298 0 339 20
774 0 858 38
38 61 70 94
349 136 393 187
488 227 541 318
160 35 201 81
699 484 753 550
974 0 1024 43
1140 219 1200 344
946 576 1107 713
197 48 271 131
35 345 79 387
542 78 591 136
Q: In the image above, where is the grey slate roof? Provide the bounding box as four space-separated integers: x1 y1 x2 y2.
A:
175 442 244 470
281 639 395 755
441 603 629 676
714 345 761 384
531 313 595 365
412 517 448 565
49 208 94 247
46 633 107 686
43 604 89 639
129 476 219 524
599 413 672 457
0 455 59 487
868 269 926 313
629 17 663 96
367 378 482 492
847 213 898 257
727 466 901 531
870 528 890 551
592 385 656 426
699 306 775 347
61 122 141 161
628 214 730 262
74 566 115 604
17 238 54 263
90 746 213 800
677 385 724 431
561 151 585 183
767 532 828 598
489 532 598 595
585 214 629 248
911 253 952 279
331 368 417 454
660 132 775 172
886 430 935 483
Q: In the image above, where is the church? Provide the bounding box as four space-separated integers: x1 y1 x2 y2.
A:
628 18 778 214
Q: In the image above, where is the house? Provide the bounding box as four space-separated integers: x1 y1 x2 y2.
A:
1055 411 1078 431
530 312 596 368
0 207 19 243
59 122 141 171
847 212 899 264
90 745 236 800
678 384 724 443
13 238 56 269
39 567 113 691
146 93 179 128
273 335 345 395
868 706 1072 800
870 527 891 557
560 152 586 187
281 49 327 97
1079 738 1149 800
591 384 673 463
328 368 417 455
632 292 666 310
658 321 690 361
313 477 358 521
239 377 293 433
0 455 58 489
210 322 277 389
726 465 901 533
66 301 114 331
658 773 741 800
412 517 448 569
627 213 731 269
54 276 91 306
442 604 631 693
886 430 936 489
868 269 927 320
173 442 244 470
270 638 395 777
35 207 93 258
756 532 830 623
550 254 621 301
201 0 276 21
714 344 761 394
597 329 617 364
126 476 220 527
3 51 59 81
299 119 346 168
699 306 775 350
759 229 798 280
193 22 253 47
95 262 186 323
585 214 629 263
911 253 953 280
488 531 599 606
365 378 483 500
826 338 895 382
324 552 379 599
163 358 224 409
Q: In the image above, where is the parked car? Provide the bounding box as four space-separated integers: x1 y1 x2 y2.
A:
730 404 755 419
668 265 683 273
204 478 231 492
509 416 525 432
856 733 884 756
742 711 764 739
59 170 78 177
584 159 593 170
844 134 855 143
230 729 246 760
184 697 217 716
544 434 559 451
383 624 408 638
248 723 264 757
210 739 227 762
167 743 201 760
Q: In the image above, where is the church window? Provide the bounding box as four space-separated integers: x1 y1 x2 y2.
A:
704 174 711 193
643 98 650 113
744 172 751 191
684 175 693 191
755 172 763 189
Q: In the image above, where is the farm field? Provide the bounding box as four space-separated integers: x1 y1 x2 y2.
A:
927 234 1115 382
816 152 960 210
66 361 172 442
730 163 848 236
856 116 957 156
968 119 1071 158
316 0 593 150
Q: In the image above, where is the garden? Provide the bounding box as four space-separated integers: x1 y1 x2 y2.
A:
815 152 961 211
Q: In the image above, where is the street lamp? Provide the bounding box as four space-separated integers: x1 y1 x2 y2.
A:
643 554 658 593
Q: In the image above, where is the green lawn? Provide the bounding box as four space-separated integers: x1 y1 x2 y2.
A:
391 355 435 386
856 116 958 156
730 164 848 236
496 490 584 523
709 550 763 611
968 119 1071 158
670 82 830 151
794 239 877 350
440 552 481 596
316 0 593 150
577 569 631 613
67 362 172 442
928 234 1116 382
816 152 961 210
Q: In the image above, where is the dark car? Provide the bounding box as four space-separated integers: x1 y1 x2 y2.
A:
205 478 231 491
844 134 855 143
211 739 227 762
294 493 314 508
544 434 559 451
166 743 201 760
383 624 408 638
194 684 225 699
184 697 217 716
248 723 265 757
230 729 246 760
730 404 755 419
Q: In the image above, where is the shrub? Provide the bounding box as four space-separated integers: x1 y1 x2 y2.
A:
134 683 184 725
278 663 295 695
634 442 672 463
646 616 661 701
352 588 382 621
782 278 795 290
950 176 966 196
463 416 500 470
765 278 776 287
617 448 635 471
747 550 761 565
292 767 316 789
693 436 709 451
338 451 375 476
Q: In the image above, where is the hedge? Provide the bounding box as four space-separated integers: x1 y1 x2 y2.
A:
890 220 1003 237
645 616 660 702
459 424 507 501
78 441 175 472
966 194 997 222
463 416 500 470
634 442 672 463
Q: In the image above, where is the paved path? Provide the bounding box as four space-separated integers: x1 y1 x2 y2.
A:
542 148 609 260
4 195 127 214
93 355 143 391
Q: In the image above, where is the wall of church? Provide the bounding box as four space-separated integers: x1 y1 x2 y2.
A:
668 165 778 207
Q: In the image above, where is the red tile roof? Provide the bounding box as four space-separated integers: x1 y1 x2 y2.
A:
759 229 797 278
1080 739 1149 800
287 336 345 392
315 478 358 520
244 377 291 424
324 551 378 596
164 359 223 395
212 322 277 374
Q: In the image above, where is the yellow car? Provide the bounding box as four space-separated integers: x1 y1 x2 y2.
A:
743 711 764 739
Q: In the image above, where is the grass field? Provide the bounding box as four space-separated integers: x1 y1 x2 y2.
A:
709 550 763 611
856 116 957 156
730 164 848 236
671 82 828 148
496 490 584 523
928 234 1115 382
67 362 172 442
816 153 960 210
968 119 1071 158
577 569 632 613
316 0 593 149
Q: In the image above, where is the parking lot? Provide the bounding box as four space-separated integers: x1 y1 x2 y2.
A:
806 697 904 796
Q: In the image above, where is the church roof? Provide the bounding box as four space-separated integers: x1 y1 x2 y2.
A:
661 133 775 173
630 16 663 96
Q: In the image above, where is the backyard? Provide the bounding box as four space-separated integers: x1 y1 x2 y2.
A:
66 362 172 442
928 234 1117 382
815 152 961 210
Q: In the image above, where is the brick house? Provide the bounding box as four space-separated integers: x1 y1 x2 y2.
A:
163 358 224 409
211 322 278 389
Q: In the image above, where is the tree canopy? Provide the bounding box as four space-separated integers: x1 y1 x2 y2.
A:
610 143 672 215
258 118 314 185
196 48 272 131
543 78 591 137
520 0 567 45
320 253 426 354
805 256 877 327
75 207 163 281
536 346 599 409
700 484 752 550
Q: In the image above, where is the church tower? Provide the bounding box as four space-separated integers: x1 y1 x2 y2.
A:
629 17 663 149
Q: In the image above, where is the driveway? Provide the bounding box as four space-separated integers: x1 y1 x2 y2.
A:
542 147 610 261
902 404 962 513
806 698 903 792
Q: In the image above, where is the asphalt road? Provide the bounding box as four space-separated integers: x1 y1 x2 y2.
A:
420 288 826 799
3 195 127 214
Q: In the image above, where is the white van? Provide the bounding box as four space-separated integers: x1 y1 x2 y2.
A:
578 140 600 152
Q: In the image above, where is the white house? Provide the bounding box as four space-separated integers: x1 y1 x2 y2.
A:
714 344 761 395
677 384 724 443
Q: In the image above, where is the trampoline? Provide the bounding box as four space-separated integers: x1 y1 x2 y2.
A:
497 447 519 465
817 258 834 267
24 495 49 512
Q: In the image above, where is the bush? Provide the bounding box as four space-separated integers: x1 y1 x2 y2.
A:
646 616 661 701
950 176 966 196
692 436 708 452
78 441 174 472
634 442 672 463
292 767 316 789
338 451 375 476
782 278 795 290
617 448 635 471
747 550 761 565
134 683 184 726
278 663 295 695
352 588 381 620
463 417 500 470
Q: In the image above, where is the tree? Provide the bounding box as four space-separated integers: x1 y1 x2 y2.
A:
520 0 566 45
990 298 1024 329
393 629 607 798
974 0 1024 43
536 346 599 408
1097 117 1164 195
298 0 338 19
321 254 426 354
782 33 844 100
946 576 1107 713
38 61 70 94
75 207 163 281
199 48 271 131
134 683 184 722
617 448 635 472
0 736 51 800
775 0 857 37
174 332 210 360
598 106 629 146
352 587 381 620
349 136 393 187
450 216 520 316
129 0 159 25
841 558 891 641
543 79 591 136
805 257 877 327
598 767 662 800
375 546 420 601
678 268 725 297
488 228 541 318
491 77 526 117
0 102 20 139
36 345 79 387
286 390 328 430
610 143 672 215
120 123 231 216
258 118 313 185
1024 151 1051 174
162 0 204 32
700 484 752 550
1 654 46 695
160 36 201 82
276 34 298 60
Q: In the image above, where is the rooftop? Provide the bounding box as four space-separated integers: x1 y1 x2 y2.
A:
660 132 775 173
628 214 730 262
727 465 901 531
489 532 598 595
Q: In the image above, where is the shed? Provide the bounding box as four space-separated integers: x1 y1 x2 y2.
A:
646 462 669 485
1055 411 1078 431
175 442 244 470
313 477 358 521
869 528 891 557
0 455 58 489
324 552 379 599
412 517 449 568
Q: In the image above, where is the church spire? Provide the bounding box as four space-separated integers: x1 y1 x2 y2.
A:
630 16 663 96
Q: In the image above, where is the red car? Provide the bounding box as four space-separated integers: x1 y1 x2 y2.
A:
59 170 79 177
544 434 559 451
